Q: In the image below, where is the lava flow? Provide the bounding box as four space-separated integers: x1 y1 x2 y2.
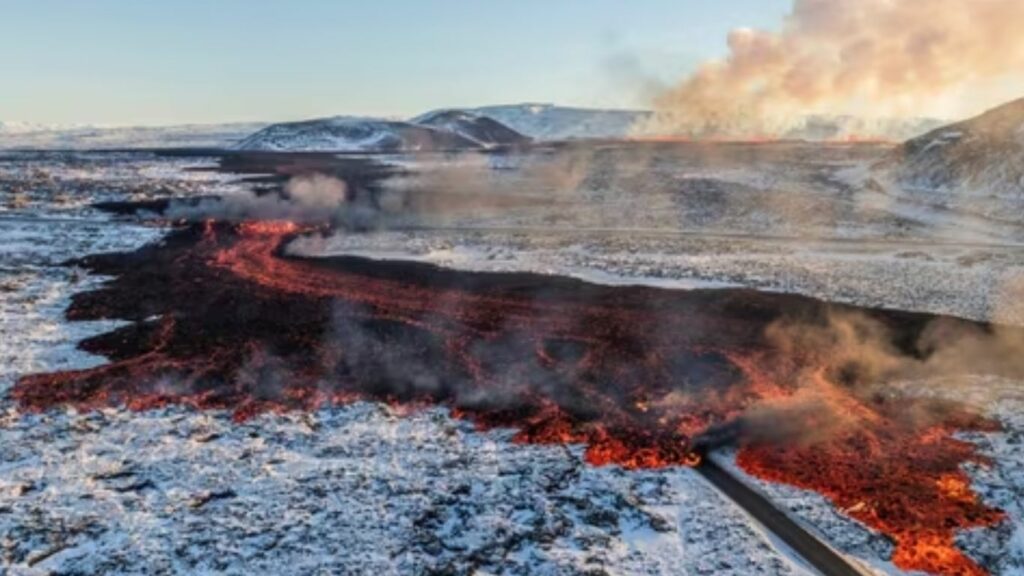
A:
14 221 1009 576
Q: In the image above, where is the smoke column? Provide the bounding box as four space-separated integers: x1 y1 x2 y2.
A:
642 0 1024 138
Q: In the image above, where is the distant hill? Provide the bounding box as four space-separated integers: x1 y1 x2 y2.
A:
0 103 951 151
875 97 1024 223
781 115 945 142
236 114 529 153
412 109 531 146
460 104 651 140
0 122 268 150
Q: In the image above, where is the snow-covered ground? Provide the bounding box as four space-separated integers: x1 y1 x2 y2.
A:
291 228 1024 326
0 152 816 575
287 143 1024 574
294 144 1024 326
870 97 1024 227
2 148 1023 574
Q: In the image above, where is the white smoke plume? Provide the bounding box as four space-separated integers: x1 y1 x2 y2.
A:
641 0 1024 138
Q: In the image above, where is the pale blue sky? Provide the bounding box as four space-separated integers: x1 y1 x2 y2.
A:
0 0 792 125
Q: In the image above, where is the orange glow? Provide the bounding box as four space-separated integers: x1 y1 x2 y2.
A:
14 222 1004 576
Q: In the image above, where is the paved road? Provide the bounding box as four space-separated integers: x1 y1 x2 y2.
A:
696 458 866 576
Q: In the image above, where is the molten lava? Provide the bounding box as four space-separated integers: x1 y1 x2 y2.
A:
14 222 1006 576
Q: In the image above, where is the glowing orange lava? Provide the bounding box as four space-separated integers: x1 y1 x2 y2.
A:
14 222 1005 576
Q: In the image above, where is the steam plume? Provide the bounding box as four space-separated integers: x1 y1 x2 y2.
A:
706 308 1024 449
165 174 347 224
642 0 1024 138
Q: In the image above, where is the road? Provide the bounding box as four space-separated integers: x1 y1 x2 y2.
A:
696 458 867 576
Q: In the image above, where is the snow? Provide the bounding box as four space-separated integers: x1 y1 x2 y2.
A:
876 97 1024 225
235 117 485 153
3 147 1023 574
292 141 1024 326
0 151 813 575
447 104 652 141
0 399 817 575
412 105 943 142
412 110 530 147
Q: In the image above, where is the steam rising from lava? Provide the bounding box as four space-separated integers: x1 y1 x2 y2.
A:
702 309 1024 450
15 222 1021 576
641 0 1024 138
166 174 348 224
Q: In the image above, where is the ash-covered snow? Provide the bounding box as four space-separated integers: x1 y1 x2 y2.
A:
0 150 248 218
291 228 1024 325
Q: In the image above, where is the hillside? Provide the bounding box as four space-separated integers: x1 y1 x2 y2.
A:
412 110 530 146
875 97 1024 223
236 117 494 152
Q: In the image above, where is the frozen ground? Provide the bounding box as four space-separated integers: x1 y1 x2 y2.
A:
2 148 1023 574
292 228 1024 325
295 144 1024 326
0 403 816 575
0 152 815 575
293 143 1024 574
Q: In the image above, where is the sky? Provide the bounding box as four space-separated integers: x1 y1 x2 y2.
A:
0 0 792 125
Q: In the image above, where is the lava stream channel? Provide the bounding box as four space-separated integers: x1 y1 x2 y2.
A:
14 221 1009 576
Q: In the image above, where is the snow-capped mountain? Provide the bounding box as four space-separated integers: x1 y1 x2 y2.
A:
412 110 531 146
236 117 492 152
0 122 268 150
